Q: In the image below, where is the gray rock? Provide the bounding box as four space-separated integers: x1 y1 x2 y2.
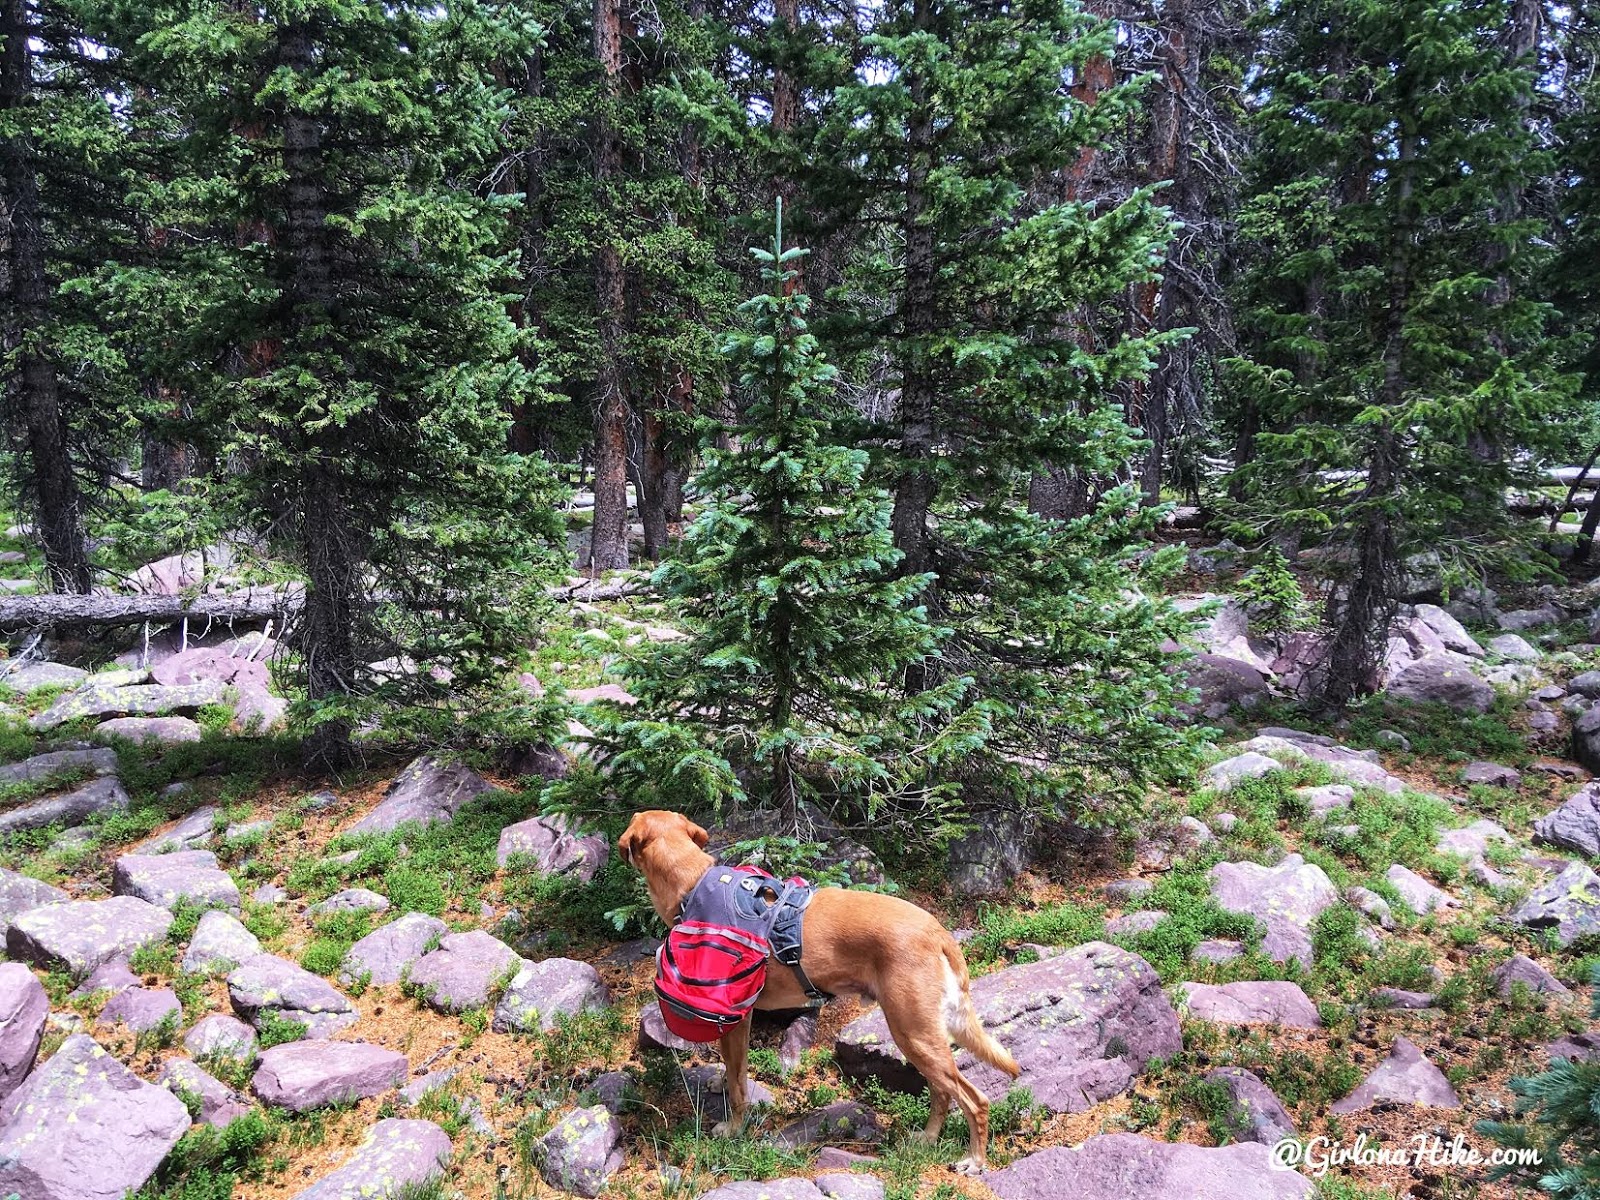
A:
340 912 447 987
774 1101 882 1149
1413 604 1484 657
406 930 520 1013
0 661 89 691
1547 1032 1600 1062
1385 864 1457 914
1181 981 1320 1028
1104 879 1153 904
1182 654 1271 718
151 646 270 691
1201 752 1279 792
1385 653 1495 714
251 1040 408 1112
158 1057 250 1127
348 754 495 835
780 1012 818 1073
308 887 390 917
0 1033 191 1200
0 746 117 785
253 883 289 904
1106 911 1166 939
1463 762 1522 788
228 954 357 1037
1492 953 1571 998
496 813 609 883
815 1175 885 1200
836 942 1180 1114
1329 1036 1460 1113
288 1118 451 1200
94 716 203 745
1489 633 1542 662
0 867 67 939
680 1063 775 1123
1192 940 1243 963
1209 812 1238 834
7 896 173 977
96 986 180 1033
1437 819 1514 861
815 1149 879 1171
1572 671 1600 698
982 1134 1314 1200
538 1105 624 1197
0 775 130 834
492 956 609 1033
1509 861 1600 946
945 811 1037 896
1373 729 1411 751
113 850 240 911
1498 607 1562 633
135 806 219 853
1535 783 1600 856
699 1182 827 1200
1300 784 1355 816
638 1003 697 1053
182 910 262 974
1573 706 1600 774
1209 854 1337 967
1373 988 1435 1009
184 1013 258 1062
69 959 138 1000
29 679 227 730
0 963 47 1102
1242 733 1405 793
1204 1067 1296 1145
1346 887 1395 929
583 1070 633 1115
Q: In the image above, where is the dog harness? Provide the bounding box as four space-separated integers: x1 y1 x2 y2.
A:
654 864 825 1042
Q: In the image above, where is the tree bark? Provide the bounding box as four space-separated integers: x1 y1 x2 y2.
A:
0 590 297 629
0 0 92 594
587 0 631 572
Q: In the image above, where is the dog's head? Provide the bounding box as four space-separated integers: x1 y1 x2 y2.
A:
618 809 710 872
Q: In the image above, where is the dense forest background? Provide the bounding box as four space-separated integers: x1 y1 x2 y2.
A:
4 0 1599 836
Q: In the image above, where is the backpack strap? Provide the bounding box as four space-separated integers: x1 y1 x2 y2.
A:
739 874 828 1005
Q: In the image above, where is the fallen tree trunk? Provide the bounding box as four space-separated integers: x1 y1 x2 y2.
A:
0 590 299 629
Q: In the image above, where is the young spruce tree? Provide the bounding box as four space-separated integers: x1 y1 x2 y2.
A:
593 208 990 839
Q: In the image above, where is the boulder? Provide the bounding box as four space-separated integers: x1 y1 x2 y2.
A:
1242 732 1405 793
1208 854 1337 967
496 813 609 882
185 1013 258 1062
7 896 172 977
1193 940 1243 963
836 942 1180 1113
308 887 391 917
982 1134 1313 1200
0 661 88 691
1510 861 1600 946
0 776 130 835
1346 887 1394 929
1436 819 1514 861
1384 864 1458 914
233 686 289 732
94 716 203 745
29 680 227 731
680 1064 775 1124
158 1057 250 1127
151 647 270 691
815 1175 885 1200
228 954 357 1037
1573 706 1600 774
1547 1032 1600 1062
0 867 67 939
406 930 521 1013
182 910 262 974
0 1033 191 1200
774 1101 882 1149
1373 988 1435 1009
538 1105 624 1197
1384 654 1494 714
113 850 240 912
0 746 117 785
1106 911 1166 938
1300 784 1354 816
1463 762 1522 788
251 1040 408 1112
70 959 138 1000
639 1003 698 1053
1491 953 1571 998
946 811 1036 896
1571 671 1600 699
96 986 181 1033
699 1182 827 1200
0 963 47 1102
288 1118 451 1200
136 806 219 853
1534 783 1600 856
340 912 447 987
348 754 496 835
1329 1036 1460 1113
1201 753 1280 793
1498 606 1562 633
1181 654 1272 719
1204 1067 1296 1145
493 957 609 1033
1489 633 1542 662
1180 981 1320 1029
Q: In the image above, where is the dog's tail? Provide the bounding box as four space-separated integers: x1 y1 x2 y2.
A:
940 940 1020 1078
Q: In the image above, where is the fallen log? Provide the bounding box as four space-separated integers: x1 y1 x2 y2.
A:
0 590 299 630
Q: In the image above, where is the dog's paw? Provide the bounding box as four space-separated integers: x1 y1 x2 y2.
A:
710 1118 744 1138
952 1156 985 1176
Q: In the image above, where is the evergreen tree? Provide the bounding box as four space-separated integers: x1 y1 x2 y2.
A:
589 208 989 839
120 0 566 760
1227 0 1577 704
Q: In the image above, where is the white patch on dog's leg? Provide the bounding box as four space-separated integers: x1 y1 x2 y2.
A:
941 959 965 1039
953 1156 984 1176
707 1069 727 1093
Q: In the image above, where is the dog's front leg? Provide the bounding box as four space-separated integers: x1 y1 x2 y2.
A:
710 1016 753 1137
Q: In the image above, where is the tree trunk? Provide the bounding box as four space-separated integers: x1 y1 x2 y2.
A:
587 0 631 573
0 0 92 594
889 0 937 580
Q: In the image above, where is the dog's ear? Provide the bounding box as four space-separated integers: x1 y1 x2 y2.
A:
684 817 710 848
618 825 643 868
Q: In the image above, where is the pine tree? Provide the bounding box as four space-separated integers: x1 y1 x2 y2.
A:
119 0 566 760
1227 0 1577 704
590 208 989 839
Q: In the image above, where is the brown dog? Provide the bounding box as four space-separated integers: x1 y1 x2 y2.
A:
619 809 1019 1173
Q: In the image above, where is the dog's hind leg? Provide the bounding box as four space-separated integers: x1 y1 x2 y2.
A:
878 991 986 1168
711 1016 752 1137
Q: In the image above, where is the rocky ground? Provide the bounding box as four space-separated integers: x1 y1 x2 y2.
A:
3 542 1600 1199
